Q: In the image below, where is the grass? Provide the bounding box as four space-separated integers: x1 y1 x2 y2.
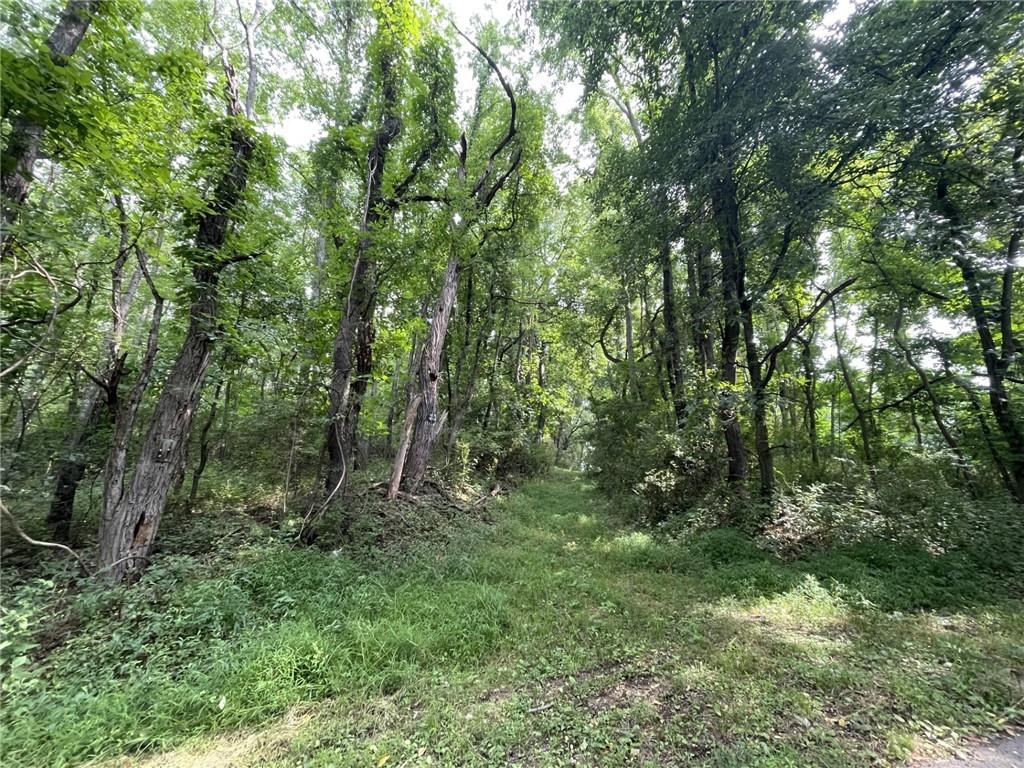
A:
1 471 1022 767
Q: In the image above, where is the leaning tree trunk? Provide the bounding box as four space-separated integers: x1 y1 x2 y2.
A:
99 281 217 581
937 173 1024 500
97 69 255 582
2 0 100 247
392 252 460 493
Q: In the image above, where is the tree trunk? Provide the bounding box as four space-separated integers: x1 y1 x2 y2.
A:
661 241 687 429
742 306 773 497
99 274 217 581
797 334 819 469
188 378 223 510
711 171 748 483
622 281 639 399
395 252 460 492
324 52 401 495
386 394 422 500
937 175 1024 500
685 239 715 374
97 68 255 581
98 282 164 581
48 386 103 541
2 0 100 245
325 243 379 494
832 301 875 468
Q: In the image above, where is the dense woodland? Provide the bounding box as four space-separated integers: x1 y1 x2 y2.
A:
1 1 1023 766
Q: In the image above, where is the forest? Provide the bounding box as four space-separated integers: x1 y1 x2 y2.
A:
1 0 1022 766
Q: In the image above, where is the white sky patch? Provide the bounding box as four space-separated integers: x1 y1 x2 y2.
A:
271 110 324 149
814 0 857 40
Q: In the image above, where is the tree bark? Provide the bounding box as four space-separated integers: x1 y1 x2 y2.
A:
742 304 773 497
797 334 819 469
832 301 875 469
97 59 255 582
324 47 401 495
685 239 715 374
395 253 460 491
387 394 422 500
661 241 687 428
710 170 748 483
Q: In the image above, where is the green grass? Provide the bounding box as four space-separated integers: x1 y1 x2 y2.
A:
1 472 1021 767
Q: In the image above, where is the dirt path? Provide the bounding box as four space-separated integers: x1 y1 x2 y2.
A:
921 734 1024 768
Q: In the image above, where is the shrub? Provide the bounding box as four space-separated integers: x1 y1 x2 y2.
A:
495 439 554 482
587 395 722 523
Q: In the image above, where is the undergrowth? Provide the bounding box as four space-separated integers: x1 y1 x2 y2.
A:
1 473 1021 767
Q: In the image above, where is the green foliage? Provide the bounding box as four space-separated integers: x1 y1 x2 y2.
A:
5 476 1021 767
588 396 722 523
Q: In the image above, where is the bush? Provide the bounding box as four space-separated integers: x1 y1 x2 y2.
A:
587 395 722 523
464 427 554 483
496 439 554 481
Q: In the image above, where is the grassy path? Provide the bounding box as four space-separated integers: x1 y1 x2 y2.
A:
7 474 1022 767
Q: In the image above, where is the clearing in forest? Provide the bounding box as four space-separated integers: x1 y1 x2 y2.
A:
6 475 1020 768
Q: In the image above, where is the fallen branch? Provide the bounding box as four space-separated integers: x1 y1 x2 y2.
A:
472 483 503 508
1 500 91 575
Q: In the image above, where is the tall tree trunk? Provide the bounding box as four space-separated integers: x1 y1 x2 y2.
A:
2 0 100 247
685 239 714 374
98 265 164 582
797 334 819 469
661 241 687 429
711 171 748 483
534 341 548 441
325 240 380 494
832 301 875 469
324 50 401 496
742 305 773 497
99 272 217 581
97 60 255 582
622 281 639 399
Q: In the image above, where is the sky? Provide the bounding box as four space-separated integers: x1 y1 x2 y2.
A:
271 0 583 151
